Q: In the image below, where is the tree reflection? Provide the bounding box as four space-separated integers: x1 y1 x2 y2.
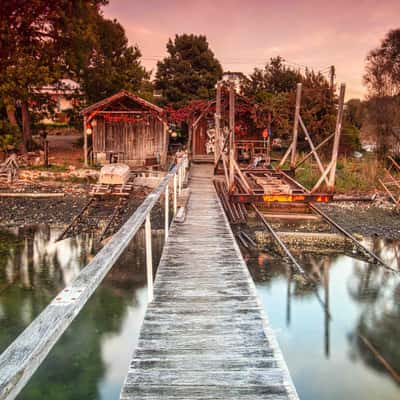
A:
0 226 165 399
0 225 93 352
348 239 400 384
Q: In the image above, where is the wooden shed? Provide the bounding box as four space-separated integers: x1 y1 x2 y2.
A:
81 90 168 168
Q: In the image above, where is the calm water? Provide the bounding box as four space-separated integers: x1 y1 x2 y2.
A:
0 225 164 399
246 238 400 400
1 225 400 399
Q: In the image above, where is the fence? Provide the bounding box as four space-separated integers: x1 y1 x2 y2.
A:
0 155 188 400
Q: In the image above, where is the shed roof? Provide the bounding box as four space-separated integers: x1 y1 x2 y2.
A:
81 90 163 115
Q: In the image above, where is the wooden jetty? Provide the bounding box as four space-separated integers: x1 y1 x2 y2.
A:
120 164 299 400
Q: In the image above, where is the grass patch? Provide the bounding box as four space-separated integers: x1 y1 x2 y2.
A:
294 154 384 194
25 164 69 173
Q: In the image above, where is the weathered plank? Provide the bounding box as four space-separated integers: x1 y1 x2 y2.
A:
120 164 299 400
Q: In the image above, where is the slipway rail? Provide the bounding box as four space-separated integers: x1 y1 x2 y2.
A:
0 156 188 400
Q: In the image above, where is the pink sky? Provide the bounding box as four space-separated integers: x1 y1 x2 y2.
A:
103 0 400 100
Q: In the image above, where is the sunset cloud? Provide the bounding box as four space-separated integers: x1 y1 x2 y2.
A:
104 0 400 99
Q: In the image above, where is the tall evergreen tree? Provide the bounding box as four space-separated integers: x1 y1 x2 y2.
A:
155 34 223 107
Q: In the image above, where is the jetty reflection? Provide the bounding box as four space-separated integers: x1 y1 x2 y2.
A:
246 237 400 399
0 225 165 399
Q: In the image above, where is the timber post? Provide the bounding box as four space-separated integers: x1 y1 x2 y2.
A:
328 83 346 192
165 185 169 240
215 81 222 164
83 116 88 167
290 83 302 172
228 81 235 191
173 173 177 215
145 214 154 302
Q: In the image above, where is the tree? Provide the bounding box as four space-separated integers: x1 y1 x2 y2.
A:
0 1 150 153
0 0 107 151
241 57 335 143
80 17 149 104
364 29 400 97
346 99 365 130
364 29 400 159
242 56 301 96
155 34 223 107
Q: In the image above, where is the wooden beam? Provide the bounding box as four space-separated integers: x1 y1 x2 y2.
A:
295 133 334 169
228 82 235 191
83 116 88 167
214 81 222 164
311 160 334 193
232 158 252 193
278 142 293 169
298 116 329 186
388 155 400 173
290 83 302 171
327 83 346 192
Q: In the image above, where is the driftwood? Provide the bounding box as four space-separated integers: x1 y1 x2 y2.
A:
0 154 19 183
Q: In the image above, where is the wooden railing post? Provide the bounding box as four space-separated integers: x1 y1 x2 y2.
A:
215 81 222 165
328 83 346 192
178 164 182 195
145 214 153 302
173 173 177 216
165 185 169 240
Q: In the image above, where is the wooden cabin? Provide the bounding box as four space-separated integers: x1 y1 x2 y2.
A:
81 90 168 168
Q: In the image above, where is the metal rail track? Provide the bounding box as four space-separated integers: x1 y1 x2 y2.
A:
309 203 397 273
251 204 331 319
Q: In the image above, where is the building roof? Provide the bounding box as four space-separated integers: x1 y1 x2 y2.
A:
38 79 81 95
80 90 163 115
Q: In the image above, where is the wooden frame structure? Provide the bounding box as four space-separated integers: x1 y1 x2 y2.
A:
278 82 346 193
214 79 346 205
81 90 169 168
379 156 400 208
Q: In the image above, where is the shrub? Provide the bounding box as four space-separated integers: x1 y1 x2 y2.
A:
0 119 20 153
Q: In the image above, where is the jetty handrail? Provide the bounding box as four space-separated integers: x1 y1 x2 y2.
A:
0 155 188 400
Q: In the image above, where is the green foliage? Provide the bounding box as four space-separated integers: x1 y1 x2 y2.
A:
26 164 68 173
242 56 301 95
0 119 20 152
345 99 365 129
296 155 383 193
241 57 336 142
341 124 361 154
0 1 150 152
81 17 149 103
155 34 223 107
364 28 400 97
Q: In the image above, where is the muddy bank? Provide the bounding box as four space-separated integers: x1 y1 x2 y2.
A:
0 189 164 233
0 195 90 227
320 202 400 240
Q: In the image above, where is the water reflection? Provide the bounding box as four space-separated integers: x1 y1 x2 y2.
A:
246 238 400 400
0 225 165 399
0 225 93 353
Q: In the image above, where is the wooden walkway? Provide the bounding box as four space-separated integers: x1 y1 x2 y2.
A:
120 164 299 400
